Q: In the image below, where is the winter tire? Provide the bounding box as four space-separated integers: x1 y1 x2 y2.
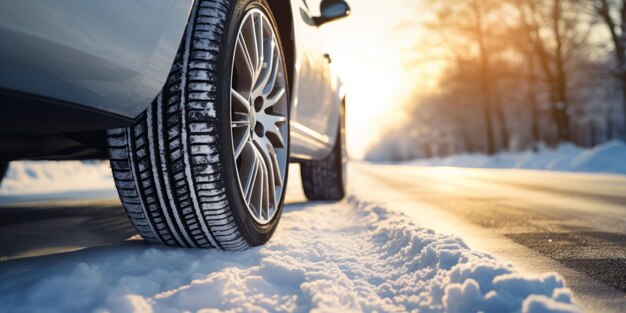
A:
300 103 346 201
107 0 290 249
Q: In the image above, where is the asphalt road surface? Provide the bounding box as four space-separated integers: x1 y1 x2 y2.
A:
1 163 625 312
351 163 626 312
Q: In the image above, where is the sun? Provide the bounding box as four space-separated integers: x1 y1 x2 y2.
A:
316 0 444 159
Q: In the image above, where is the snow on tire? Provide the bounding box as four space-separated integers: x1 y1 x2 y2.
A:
107 0 288 250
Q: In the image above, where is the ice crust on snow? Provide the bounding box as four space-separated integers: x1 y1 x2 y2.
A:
410 140 626 175
0 200 579 313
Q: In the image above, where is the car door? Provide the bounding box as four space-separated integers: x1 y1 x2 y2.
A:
290 0 340 158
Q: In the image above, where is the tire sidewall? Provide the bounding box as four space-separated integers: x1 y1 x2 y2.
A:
216 0 290 246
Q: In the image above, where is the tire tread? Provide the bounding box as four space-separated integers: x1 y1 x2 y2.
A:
107 0 249 250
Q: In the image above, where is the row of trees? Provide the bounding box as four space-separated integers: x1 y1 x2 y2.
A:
368 0 626 160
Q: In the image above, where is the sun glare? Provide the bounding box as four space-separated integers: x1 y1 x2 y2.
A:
320 0 425 159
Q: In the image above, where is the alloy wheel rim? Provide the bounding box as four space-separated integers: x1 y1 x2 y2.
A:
230 8 289 225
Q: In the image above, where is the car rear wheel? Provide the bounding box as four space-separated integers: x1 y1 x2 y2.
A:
107 0 289 249
300 103 347 201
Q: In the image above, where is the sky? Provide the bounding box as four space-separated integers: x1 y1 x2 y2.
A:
319 0 425 159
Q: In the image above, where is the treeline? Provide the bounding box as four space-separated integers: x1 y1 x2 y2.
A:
369 0 626 161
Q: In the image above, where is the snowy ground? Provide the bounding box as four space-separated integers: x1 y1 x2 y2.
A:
409 140 626 175
0 199 580 313
0 162 584 312
0 161 116 204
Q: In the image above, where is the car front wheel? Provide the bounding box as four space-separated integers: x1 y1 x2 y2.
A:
107 0 290 249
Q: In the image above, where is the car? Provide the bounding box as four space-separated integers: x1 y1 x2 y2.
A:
0 0 349 250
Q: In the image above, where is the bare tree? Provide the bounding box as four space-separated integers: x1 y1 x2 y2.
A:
510 1 543 150
552 0 572 141
513 0 595 142
520 0 569 141
423 0 515 154
595 0 626 130
367 0 618 161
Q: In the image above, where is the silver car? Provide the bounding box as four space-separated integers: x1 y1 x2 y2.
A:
0 0 349 249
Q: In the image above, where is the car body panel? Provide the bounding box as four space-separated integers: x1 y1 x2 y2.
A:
0 0 194 119
0 0 343 161
288 0 343 160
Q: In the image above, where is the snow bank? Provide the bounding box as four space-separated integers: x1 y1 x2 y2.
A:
0 200 580 313
410 140 626 175
0 161 114 196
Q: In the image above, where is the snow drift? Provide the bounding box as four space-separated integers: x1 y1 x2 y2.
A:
0 161 113 195
0 200 580 313
409 140 626 175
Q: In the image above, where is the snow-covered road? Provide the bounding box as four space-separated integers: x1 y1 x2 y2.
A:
2 162 625 312
0 201 577 313
351 163 626 312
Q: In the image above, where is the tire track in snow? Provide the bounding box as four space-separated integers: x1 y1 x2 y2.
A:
0 199 580 313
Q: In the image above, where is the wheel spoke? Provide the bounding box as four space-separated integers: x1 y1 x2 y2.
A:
256 139 283 219
235 35 255 89
251 146 265 213
261 49 280 96
241 144 259 203
243 16 259 78
256 12 264 73
262 114 286 148
258 152 269 219
231 115 250 128
256 37 276 94
263 87 286 111
232 88 251 113
247 160 260 204
262 144 278 212
267 114 287 126
247 14 259 76
254 138 280 205
233 128 250 158
268 145 283 188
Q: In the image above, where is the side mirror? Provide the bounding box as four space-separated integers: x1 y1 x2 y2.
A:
313 0 351 26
